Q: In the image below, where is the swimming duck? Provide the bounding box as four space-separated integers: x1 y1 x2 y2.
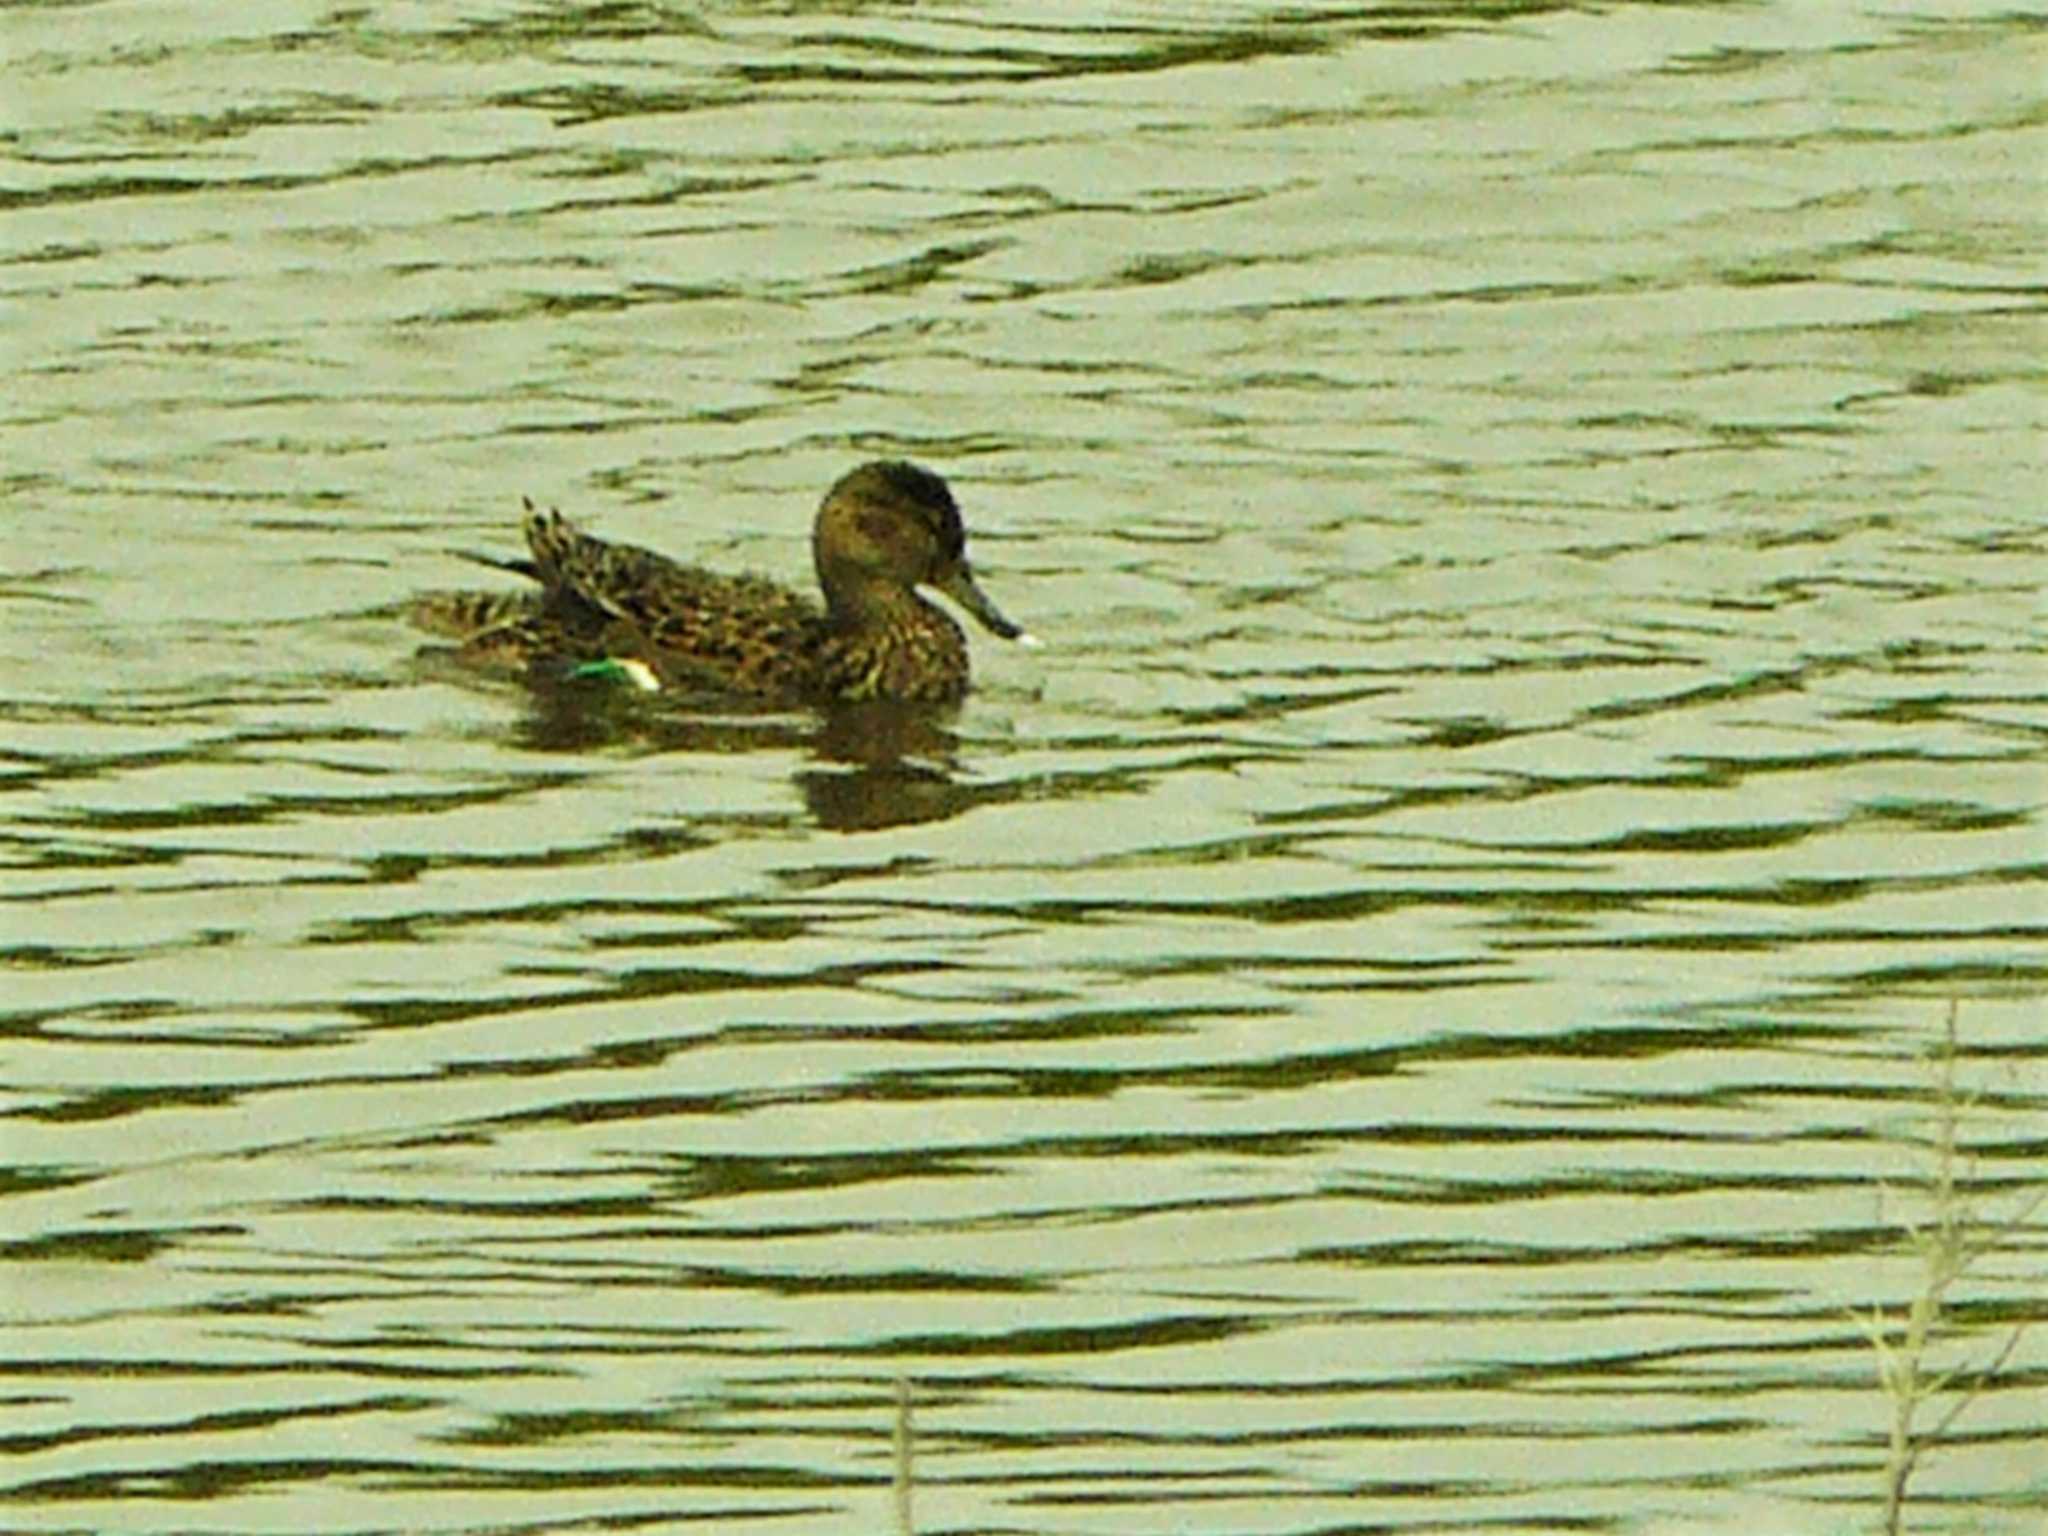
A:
410 460 1032 703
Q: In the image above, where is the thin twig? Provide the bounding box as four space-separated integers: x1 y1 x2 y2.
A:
893 1375 915 1536
1925 1323 2028 1445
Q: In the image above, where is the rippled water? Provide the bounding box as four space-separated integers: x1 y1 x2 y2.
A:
4 2 2045 1532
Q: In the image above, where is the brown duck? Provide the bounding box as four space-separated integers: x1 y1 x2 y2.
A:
410 460 1032 703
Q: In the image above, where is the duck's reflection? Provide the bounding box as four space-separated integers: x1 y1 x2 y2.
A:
800 701 990 831
505 674 996 831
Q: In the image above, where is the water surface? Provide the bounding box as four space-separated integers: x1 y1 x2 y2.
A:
3 2 2045 1533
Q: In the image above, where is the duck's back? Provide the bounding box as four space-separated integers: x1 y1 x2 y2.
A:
524 507 830 696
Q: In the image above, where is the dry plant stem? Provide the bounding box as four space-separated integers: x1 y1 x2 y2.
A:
1875 1008 1965 1534
894 1376 915 1536
1867 1003 2041 1536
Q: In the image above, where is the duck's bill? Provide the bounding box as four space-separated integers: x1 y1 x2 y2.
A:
931 563 1032 643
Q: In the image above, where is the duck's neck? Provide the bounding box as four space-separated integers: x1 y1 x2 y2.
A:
821 572 936 631
819 576 968 701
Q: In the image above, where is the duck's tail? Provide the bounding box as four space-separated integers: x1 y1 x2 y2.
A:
452 548 542 582
405 587 541 640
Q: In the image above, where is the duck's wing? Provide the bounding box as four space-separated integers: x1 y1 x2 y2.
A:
522 503 827 695
403 507 665 664
520 503 691 620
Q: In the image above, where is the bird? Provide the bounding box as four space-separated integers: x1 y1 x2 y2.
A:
408 460 1033 703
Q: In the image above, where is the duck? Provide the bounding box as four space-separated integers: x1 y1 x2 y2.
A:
409 460 1033 703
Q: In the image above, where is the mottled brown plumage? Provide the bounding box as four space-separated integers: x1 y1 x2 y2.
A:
408 460 1028 703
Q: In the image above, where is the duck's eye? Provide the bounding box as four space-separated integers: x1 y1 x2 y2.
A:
856 507 900 548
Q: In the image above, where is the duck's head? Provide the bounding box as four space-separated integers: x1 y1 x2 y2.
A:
814 460 1029 641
